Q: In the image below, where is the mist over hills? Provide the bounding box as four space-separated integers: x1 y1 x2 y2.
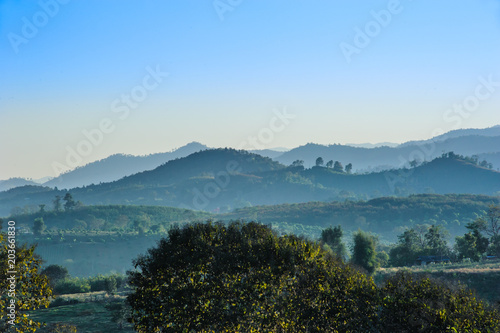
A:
1 147 499 217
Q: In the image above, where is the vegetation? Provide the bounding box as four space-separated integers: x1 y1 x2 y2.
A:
0 232 52 332
127 221 500 332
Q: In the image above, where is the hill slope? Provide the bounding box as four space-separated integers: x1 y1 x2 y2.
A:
1 150 499 216
44 142 209 189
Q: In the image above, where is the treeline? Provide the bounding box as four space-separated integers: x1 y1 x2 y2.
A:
226 194 499 240
8 202 211 234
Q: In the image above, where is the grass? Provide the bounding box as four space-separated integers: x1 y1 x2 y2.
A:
28 292 134 332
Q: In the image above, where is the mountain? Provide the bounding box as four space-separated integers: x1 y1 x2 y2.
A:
0 178 38 192
1 149 499 216
399 125 500 147
275 134 500 171
345 142 399 148
43 142 209 189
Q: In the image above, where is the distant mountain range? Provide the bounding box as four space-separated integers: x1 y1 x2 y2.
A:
1 147 499 216
1 125 499 195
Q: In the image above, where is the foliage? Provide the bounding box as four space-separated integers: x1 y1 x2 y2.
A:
127 221 378 332
33 217 46 236
320 225 347 259
351 229 379 274
390 225 451 267
53 278 91 295
0 233 52 332
378 271 500 332
42 265 70 287
455 219 489 261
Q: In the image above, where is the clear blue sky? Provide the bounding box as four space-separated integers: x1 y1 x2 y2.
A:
1 0 500 179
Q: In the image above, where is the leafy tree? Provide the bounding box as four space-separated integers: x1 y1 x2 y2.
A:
455 219 489 261
315 156 324 167
326 160 333 168
41 265 70 287
290 160 304 167
39 204 46 213
33 217 46 236
0 218 3 231
53 195 62 212
389 229 421 267
127 221 378 332
424 224 449 255
333 161 344 173
351 230 379 274
378 272 500 332
42 323 78 332
0 233 52 332
63 193 76 211
484 205 500 239
320 225 347 259
345 163 353 174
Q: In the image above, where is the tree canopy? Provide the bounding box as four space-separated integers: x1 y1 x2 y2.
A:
127 221 378 332
0 232 52 332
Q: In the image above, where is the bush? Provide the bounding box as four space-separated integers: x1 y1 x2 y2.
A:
53 278 90 294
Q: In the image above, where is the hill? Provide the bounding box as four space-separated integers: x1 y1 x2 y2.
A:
275 132 500 171
43 142 209 189
0 177 38 192
222 194 500 241
0 150 499 216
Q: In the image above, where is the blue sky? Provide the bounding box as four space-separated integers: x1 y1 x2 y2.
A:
1 0 500 179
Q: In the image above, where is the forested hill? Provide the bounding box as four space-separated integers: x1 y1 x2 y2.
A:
222 194 500 240
0 150 499 216
44 142 209 189
275 134 500 170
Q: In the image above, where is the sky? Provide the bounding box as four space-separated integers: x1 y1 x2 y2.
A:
1 0 500 179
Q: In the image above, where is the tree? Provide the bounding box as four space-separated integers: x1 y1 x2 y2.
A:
351 230 379 274
63 193 76 211
53 195 62 212
33 217 46 236
333 161 344 173
38 204 46 213
455 219 489 261
290 160 304 167
0 218 3 231
320 225 347 259
424 224 449 255
326 160 333 168
127 221 378 332
41 265 70 287
345 163 353 174
378 272 500 332
0 233 52 332
484 205 500 239
315 157 324 167
389 229 421 267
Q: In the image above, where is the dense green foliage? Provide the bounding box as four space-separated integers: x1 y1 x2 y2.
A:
0 233 52 332
128 221 378 332
379 272 500 332
320 225 347 259
127 221 500 332
351 230 379 274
